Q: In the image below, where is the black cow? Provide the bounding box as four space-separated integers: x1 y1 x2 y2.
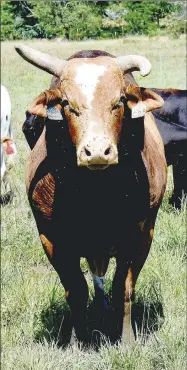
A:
151 88 187 209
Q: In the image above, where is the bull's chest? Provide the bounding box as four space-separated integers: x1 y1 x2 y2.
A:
30 165 149 251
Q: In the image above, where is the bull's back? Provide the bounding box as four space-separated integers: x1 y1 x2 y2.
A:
149 88 187 166
151 88 187 129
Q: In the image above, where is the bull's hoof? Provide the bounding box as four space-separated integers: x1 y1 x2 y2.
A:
73 326 90 348
121 328 136 347
77 335 91 349
0 190 15 205
88 297 111 347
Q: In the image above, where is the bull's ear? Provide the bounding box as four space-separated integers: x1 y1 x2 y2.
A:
28 89 62 117
125 84 164 118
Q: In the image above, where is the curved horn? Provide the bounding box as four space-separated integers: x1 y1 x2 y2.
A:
116 55 152 77
15 44 67 77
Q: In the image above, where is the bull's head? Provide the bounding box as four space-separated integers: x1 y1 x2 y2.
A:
15 45 164 170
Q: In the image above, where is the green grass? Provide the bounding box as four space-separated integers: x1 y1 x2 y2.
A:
1 36 186 370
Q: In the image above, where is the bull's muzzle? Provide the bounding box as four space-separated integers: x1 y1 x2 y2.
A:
77 137 118 170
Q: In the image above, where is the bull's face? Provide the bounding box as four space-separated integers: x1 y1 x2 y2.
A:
60 57 125 169
15 46 164 170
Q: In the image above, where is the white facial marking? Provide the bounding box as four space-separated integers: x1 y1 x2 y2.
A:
75 63 107 108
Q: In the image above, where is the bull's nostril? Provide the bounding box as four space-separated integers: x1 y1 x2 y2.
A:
104 147 111 156
85 148 91 157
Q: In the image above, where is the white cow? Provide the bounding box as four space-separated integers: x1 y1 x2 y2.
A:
1 85 17 204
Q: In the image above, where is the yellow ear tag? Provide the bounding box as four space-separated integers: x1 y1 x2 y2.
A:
131 102 146 119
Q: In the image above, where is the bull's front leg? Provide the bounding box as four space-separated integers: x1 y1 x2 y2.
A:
39 230 89 344
60 259 89 344
53 255 89 344
31 178 89 344
112 256 134 345
113 212 158 345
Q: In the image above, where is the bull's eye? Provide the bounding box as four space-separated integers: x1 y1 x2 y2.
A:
112 96 125 111
62 100 69 109
62 100 80 117
112 101 123 111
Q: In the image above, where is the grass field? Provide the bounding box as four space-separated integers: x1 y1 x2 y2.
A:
1 36 186 370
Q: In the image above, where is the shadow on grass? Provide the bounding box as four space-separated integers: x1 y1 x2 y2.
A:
131 300 164 341
34 300 73 348
88 296 164 345
34 296 164 348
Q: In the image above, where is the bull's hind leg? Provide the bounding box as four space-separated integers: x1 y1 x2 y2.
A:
113 210 158 345
87 256 109 309
87 256 110 344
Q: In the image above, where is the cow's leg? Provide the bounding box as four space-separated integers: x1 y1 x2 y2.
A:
39 232 89 344
170 161 187 209
113 211 157 345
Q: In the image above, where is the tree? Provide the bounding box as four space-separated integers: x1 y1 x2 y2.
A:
1 1 39 40
160 1 186 38
17 1 102 40
67 3 102 40
1 1 16 40
125 0 177 35
1 0 183 41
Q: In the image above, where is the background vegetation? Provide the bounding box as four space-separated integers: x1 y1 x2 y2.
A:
1 35 186 369
1 0 187 41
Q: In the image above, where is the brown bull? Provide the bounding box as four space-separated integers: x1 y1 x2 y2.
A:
15 45 167 345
